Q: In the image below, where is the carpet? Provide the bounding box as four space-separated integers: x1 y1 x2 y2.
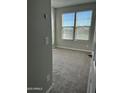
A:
50 48 91 93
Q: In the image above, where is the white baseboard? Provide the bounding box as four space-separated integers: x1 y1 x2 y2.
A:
46 83 54 93
56 46 92 53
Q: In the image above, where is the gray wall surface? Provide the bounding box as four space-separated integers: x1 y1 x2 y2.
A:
27 0 52 93
51 8 55 46
55 2 96 51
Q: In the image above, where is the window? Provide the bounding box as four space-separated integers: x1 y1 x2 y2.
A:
75 11 93 40
62 13 75 40
62 10 93 40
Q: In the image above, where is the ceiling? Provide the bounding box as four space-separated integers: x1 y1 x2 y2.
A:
51 0 96 8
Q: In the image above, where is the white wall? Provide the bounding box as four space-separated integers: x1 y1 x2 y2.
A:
55 2 96 51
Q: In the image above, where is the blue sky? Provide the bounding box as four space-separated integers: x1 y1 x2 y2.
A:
63 11 92 27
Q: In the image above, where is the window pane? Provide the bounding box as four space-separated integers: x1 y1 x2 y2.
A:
75 27 90 40
62 27 74 40
62 13 75 26
75 10 93 40
62 13 75 40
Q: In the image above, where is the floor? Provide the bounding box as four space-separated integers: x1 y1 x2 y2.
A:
50 48 91 93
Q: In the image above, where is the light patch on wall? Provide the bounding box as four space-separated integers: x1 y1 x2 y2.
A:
47 74 51 82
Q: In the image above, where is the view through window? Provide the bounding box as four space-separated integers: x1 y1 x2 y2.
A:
62 10 93 40
62 13 75 40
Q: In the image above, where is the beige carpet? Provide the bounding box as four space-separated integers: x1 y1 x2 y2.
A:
50 48 91 93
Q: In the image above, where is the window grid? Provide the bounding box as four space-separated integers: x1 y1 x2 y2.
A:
62 10 93 40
